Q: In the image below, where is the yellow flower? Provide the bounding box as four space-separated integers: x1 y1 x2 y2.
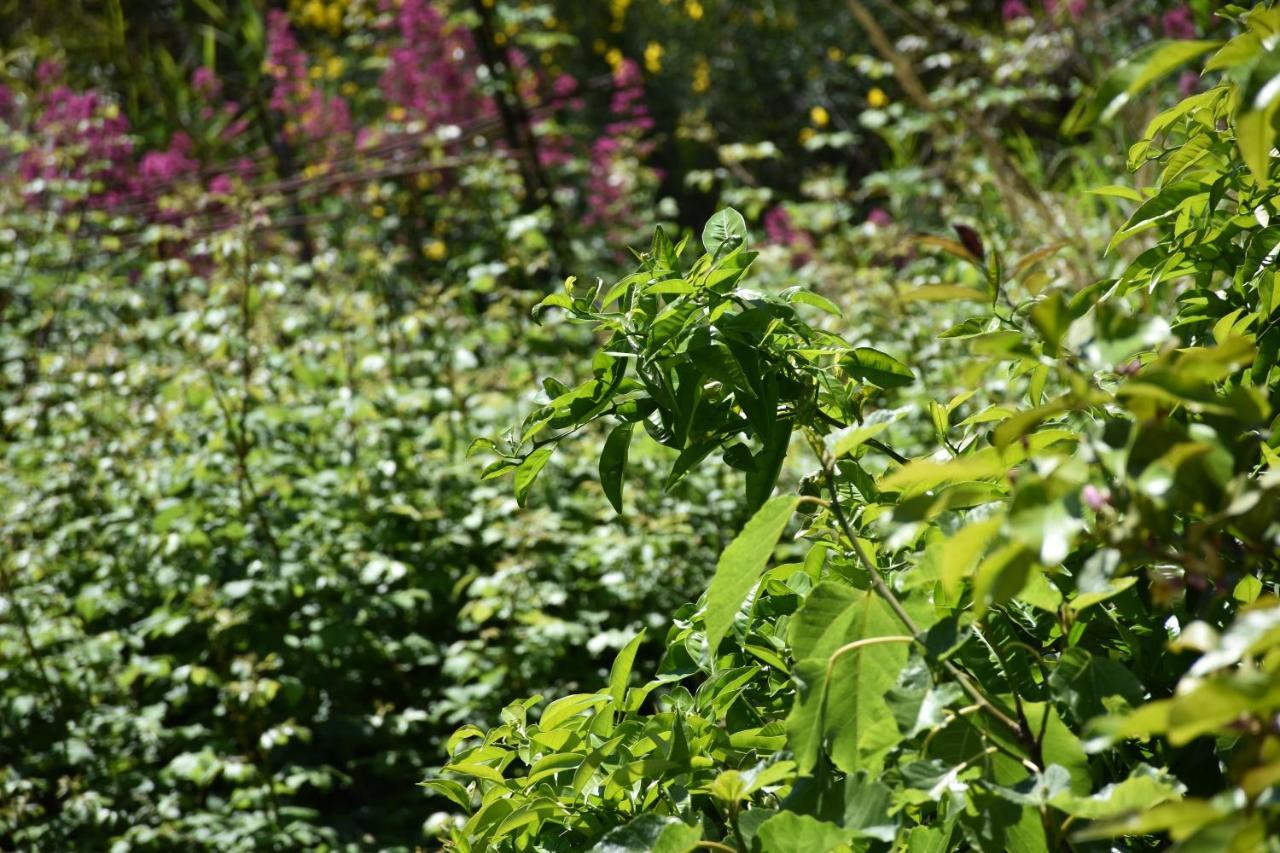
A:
371 204 386 219
605 48 623 69
692 57 710 93
341 81 358 96
644 41 664 74
389 106 407 122
685 0 703 20
423 239 447 261
867 87 889 109
798 128 815 145
809 105 830 128
326 56 345 79
827 46 844 62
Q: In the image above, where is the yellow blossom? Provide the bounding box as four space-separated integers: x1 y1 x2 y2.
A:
644 41 664 74
799 128 815 145
685 0 703 20
372 204 386 219
605 48 623 69
423 240 447 261
827 47 844 62
810 105 830 128
389 106 407 122
326 56 344 79
692 57 710 93
867 87 889 109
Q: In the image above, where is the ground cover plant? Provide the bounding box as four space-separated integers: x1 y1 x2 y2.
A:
2 0 1276 851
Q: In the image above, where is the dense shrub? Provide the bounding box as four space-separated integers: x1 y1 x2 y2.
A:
435 9 1280 850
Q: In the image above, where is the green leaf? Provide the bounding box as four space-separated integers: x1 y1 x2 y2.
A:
589 814 701 853
1236 49 1280 184
843 772 898 841
703 495 799 652
539 693 610 730
702 207 749 255
841 347 915 388
1048 648 1144 723
443 761 506 784
755 812 850 853
1050 764 1185 820
599 422 635 514
514 444 555 506
607 630 646 709
786 288 843 316
1063 39 1221 134
420 778 472 811
786 582 910 773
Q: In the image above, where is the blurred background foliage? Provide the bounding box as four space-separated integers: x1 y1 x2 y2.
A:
0 0 1230 849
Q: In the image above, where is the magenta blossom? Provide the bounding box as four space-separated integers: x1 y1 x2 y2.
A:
1002 0 1031 21
867 207 893 228
1162 7 1196 40
379 0 484 126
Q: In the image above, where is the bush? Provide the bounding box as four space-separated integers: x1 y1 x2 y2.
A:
434 10 1280 849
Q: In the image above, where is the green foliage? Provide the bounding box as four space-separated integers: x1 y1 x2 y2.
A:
438 14 1280 847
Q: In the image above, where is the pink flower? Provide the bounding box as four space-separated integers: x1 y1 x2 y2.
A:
379 0 484 126
264 9 352 159
1178 70 1200 98
1082 485 1110 512
1002 0 1031 21
867 207 892 227
1162 6 1196 40
140 131 198 184
192 67 222 99
209 173 234 195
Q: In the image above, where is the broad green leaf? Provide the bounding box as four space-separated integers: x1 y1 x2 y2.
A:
589 814 701 853
1050 764 1184 820
755 812 850 853
702 207 749 255
843 772 898 841
703 495 799 652
786 582 910 773
1048 648 1144 724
